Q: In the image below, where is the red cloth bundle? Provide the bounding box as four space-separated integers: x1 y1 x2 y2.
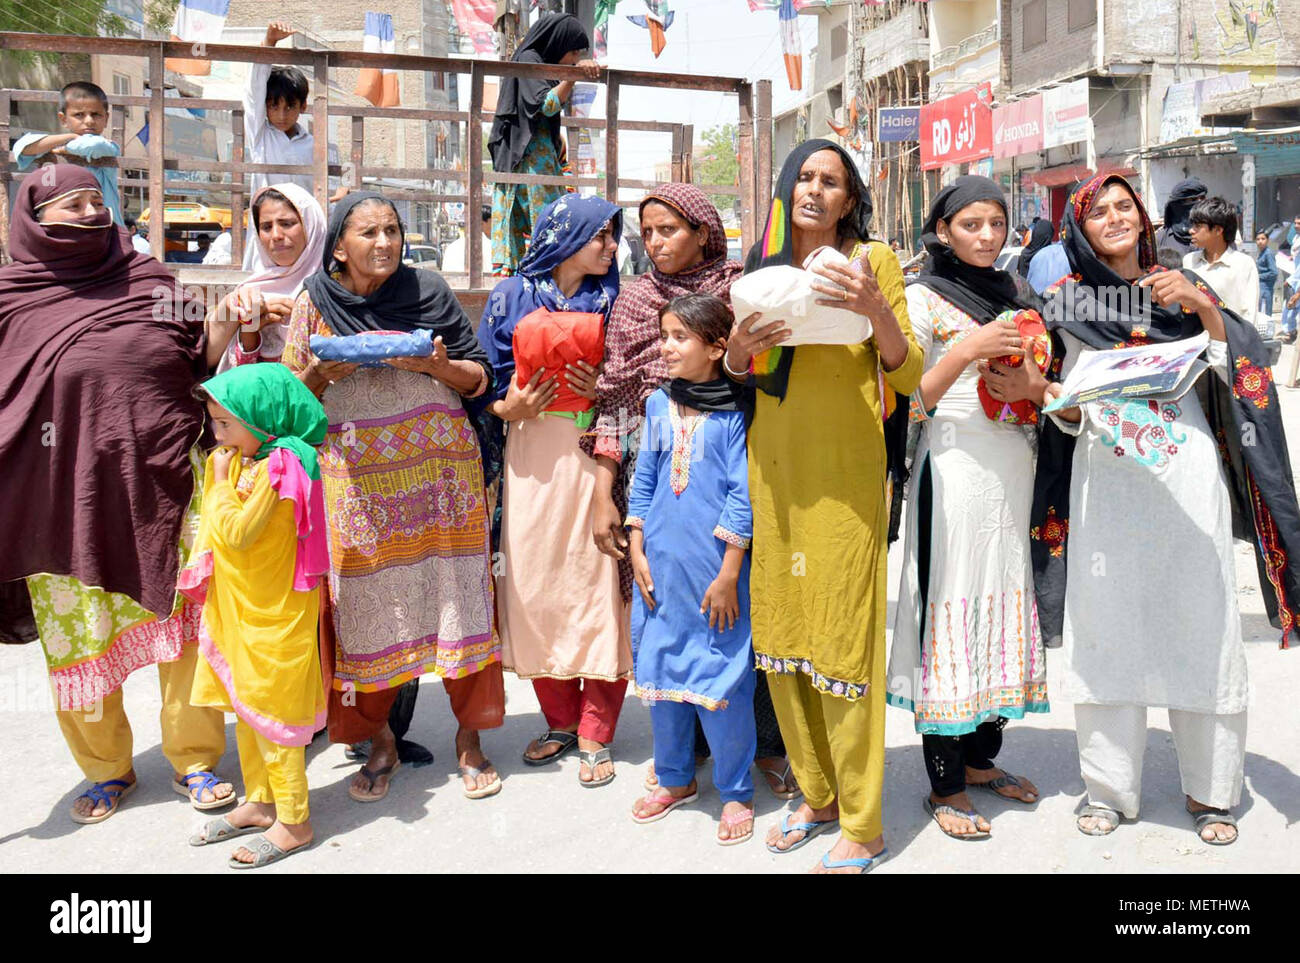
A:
977 308 1052 425
512 308 606 413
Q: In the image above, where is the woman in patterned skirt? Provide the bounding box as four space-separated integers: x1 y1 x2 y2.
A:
284 191 505 802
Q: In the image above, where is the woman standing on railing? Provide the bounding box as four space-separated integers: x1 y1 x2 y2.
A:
487 12 601 276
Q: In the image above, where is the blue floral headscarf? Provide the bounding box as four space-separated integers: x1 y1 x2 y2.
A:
477 193 623 403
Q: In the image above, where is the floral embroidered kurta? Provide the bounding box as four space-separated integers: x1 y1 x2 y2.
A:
282 293 500 692
626 390 753 710
27 449 204 711
888 285 1049 734
1047 332 1248 713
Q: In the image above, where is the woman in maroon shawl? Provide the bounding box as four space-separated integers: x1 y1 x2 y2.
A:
579 183 798 798
0 167 232 823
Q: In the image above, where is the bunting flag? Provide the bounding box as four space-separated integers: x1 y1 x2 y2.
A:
779 0 801 91
165 0 231 76
594 0 620 59
448 0 496 54
354 13 400 107
627 2 674 58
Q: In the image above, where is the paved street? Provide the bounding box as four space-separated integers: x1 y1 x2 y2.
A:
3 354 1299 875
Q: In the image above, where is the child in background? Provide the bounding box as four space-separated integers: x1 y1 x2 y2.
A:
14 82 123 224
244 21 343 267
626 293 757 845
181 364 330 870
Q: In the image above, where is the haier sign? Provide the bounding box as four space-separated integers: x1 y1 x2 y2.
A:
878 107 920 143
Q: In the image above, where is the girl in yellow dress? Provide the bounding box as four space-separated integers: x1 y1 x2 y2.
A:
180 363 329 869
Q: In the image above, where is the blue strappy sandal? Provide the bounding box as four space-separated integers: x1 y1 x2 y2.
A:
173 771 235 811
765 812 839 854
70 778 136 825
819 847 889 874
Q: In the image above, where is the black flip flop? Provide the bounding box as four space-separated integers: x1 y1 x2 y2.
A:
522 729 579 766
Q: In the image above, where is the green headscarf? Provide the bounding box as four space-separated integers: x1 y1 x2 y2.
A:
201 364 328 480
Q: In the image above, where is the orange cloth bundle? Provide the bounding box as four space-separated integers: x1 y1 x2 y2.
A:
977 308 1052 425
511 308 606 413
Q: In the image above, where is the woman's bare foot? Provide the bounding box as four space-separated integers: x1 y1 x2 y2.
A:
456 726 499 793
523 726 578 762
764 799 839 852
70 771 136 821
230 818 313 864
578 736 614 783
350 725 398 800
756 756 799 797
966 767 1039 803
1187 796 1238 843
812 834 885 874
718 800 755 842
929 791 991 836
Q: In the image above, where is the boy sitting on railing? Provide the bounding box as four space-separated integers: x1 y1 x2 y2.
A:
13 81 123 225
243 21 343 268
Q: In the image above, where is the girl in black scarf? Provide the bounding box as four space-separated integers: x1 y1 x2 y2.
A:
1033 173 1300 845
889 176 1050 841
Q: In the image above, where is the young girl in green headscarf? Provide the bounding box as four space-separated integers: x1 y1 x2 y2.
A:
180 363 329 869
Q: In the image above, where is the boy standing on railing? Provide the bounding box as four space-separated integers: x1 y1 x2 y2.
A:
13 81 123 225
244 21 342 267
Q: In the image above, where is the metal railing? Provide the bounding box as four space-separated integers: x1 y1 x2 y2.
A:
931 21 1001 71
0 32 773 305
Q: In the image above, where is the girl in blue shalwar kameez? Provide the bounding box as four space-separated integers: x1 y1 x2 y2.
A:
625 293 758 846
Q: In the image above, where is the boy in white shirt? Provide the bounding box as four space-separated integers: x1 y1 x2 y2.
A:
1184 196 1262 333
244 21 342 266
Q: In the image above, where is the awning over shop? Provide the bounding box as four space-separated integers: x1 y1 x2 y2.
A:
1029 161 1136 187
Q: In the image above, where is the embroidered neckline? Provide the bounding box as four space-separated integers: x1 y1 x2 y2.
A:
668 400 710 496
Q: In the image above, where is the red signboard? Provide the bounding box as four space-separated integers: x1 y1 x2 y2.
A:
992 93 1044 160
920 82 994 170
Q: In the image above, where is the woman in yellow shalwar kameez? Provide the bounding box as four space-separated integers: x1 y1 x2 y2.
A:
180 363 330 870
725 140 923 874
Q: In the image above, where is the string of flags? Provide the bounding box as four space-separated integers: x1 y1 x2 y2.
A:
355 12 400 108
627 1 675 59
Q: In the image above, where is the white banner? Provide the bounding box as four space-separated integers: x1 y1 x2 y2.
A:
1042 79 1091 149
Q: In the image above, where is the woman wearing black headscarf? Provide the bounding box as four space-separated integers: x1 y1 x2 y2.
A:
487 12 599 275
726 139 922 873
283 191 506 804
888 176 1050 842
1016 218 1053 278
1154 177 1207 258
1033 173 1300 845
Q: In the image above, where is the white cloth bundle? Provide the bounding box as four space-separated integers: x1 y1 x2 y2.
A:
728 246 872 346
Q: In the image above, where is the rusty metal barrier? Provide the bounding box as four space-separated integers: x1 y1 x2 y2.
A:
1 32 772 310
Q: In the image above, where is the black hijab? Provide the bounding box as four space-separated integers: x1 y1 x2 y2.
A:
488 13 590 175
1016 219 1054 277
917 175 1035 324
1030 173 1300 649
743 138 874 400
303 192 491 380
1159 177 1207 250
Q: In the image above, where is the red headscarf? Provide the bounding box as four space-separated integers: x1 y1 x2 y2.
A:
0 166 206 620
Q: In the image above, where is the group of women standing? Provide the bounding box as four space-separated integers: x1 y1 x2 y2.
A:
2 125 1295 872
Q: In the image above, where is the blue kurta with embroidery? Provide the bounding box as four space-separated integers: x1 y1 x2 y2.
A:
626 389 753 710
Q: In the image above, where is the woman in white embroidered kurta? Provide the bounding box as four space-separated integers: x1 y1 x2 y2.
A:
888 177 1049 839
1041 174 1248 845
